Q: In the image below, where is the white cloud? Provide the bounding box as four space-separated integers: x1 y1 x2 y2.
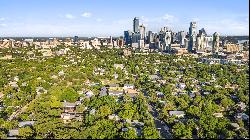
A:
65 14 74 19
201 18 249 35
96 18 103 22
0 17 5 21
162 14 177 23
162 14 174 20
0 23 7 27
81 12 92 18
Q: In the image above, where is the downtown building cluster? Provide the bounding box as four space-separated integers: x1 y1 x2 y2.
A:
124 17 223 54
0 17 248 64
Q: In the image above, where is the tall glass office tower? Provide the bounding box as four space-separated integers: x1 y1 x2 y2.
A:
133 17 139 33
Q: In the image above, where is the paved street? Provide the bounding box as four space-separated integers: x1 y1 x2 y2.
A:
8 94 40 121
143 90 173 139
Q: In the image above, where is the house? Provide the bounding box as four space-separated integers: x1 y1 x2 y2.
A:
108 114 120 121
108 84 121 90
90 83 100 87
36 87 47 94
75 101 81 106
177 83 186 89
188 92 196 98
63 102 76 113
93 68 105 75
156 91 164 98
9 81 18 89
230 123 240 130
7 121 36 138
121 128 129 132
169 111 185 118
124 119 132 124
124 88 139 98
213 113 223 118
85 91 94 98
61 113 75 123
178 91 187 95
109 84 119 88
202 91 211 96
18 121 35 127
236 113 249 120
230 95 238 99
99 87 107 97
237 102 247 111
159 100 166 104
149 75 160 81
109 90 123 96
158 80 166 85
123 84 134 90
8 129 19 138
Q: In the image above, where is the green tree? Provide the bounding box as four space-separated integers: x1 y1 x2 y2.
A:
143 126 160 139
19 126 34 139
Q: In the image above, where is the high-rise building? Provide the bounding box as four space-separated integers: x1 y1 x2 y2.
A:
118 39 124 47
110 36 113 44
179 31 186 47
139 24 146 40
132 32 141 43
188 22 197 52
199 28 207 36
139 39 145 49
212 32 220 53
205 36 213 49
196 28 207 51
184 38 189 49
171 32 178 43
133 17 139 33
124 30 132 45
147 31 154 43
74 36 79 45
164 31 172 46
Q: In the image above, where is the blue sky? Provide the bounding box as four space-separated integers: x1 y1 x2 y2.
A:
0 0 249 37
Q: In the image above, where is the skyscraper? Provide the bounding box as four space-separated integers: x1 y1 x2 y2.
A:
110 36 113 44
188 22 197 52
196 28 206 51
74 36 79 45
124 30 132 45
179 31 186 47
212 32 220 53
133 17 139 33
147 31 154 44
139 24 145 40
132 32 141 43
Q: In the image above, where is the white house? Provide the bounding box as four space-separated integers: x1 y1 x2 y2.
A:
123 84 134 90
85 91 94 98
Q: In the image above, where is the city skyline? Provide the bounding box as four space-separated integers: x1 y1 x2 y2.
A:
0 0 249 37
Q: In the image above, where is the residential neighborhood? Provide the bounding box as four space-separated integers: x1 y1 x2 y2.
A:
0 0 249 139
0 44 248 139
